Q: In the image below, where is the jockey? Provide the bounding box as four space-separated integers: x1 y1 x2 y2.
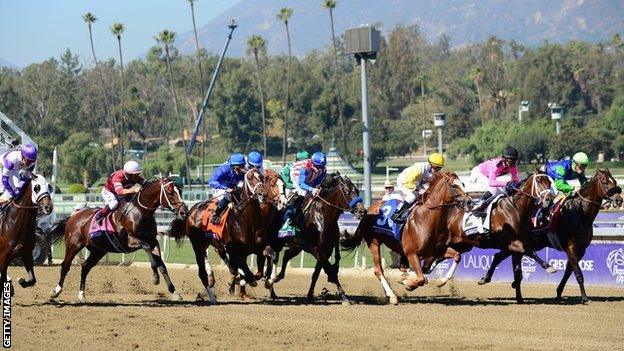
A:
282 150 309 192
390 152 445 222
246 150 264 175
543 152 589 196
0 144 38 204
470 146 520 215
283 151 327 223
95 160 144 223
208 153 246 224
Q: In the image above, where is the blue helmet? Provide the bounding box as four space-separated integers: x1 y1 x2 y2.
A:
229 153 245 166
311 152 326 167
247 151 263 167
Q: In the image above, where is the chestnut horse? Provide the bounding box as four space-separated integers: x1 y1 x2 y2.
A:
168 168 267 303
48 178 187 302
477 168 622 303
341 171 472 304
269 173 367 304
0 174 53 293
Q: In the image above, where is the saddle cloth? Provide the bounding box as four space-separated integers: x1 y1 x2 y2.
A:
372 198 403 242
462 194 504 235
88 212 126 253
200 200 231 240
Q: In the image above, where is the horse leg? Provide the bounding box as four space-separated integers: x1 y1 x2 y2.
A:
404 252 427 291
436 248 461 288
191 239 217 304
511 253 524 304
274 246 301 284
371 240 399 305
478 250 511 285
236 255 257 288
145 248 160 286
306 260 323 302
526 250 556 274
556 262 573 301
567 247 589 304
51 243 83 299
78 248 106 302
267 251 280 299
149 244 181 301
18 250 36 288
319 258 350 305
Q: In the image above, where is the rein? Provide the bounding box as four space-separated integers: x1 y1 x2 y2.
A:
137 180 178 211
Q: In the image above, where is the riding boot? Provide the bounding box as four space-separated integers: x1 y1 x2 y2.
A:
95 206 111 224
391 194 419 223
211 197 229 224
472 192 493 218
282 194 301 222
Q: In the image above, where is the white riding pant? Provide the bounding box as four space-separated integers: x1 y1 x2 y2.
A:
101 188 119 210
470 166 505 196
212 188 232 202
397 185 418 203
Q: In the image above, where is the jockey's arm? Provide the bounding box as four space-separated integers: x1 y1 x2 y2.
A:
208 167 229 190
298 168 314 192
554 179 574 195
488 168 507 188
509 166 520 182
577 172 589 186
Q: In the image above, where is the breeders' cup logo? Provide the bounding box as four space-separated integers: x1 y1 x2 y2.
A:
606 249 624 285
521 256 536 280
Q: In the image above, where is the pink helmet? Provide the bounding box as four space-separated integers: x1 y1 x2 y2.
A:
21 143 38 161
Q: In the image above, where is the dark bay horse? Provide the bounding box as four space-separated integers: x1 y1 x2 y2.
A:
48 178 187 302
0 175 53 293
168 168 267 303
269 173 367 304
477 168 622 303
341 171 472 304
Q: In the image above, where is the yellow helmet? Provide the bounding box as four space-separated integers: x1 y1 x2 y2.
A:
428 153 445 167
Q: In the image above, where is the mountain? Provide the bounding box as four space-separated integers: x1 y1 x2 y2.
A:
0 58 18 69
174 0 624 57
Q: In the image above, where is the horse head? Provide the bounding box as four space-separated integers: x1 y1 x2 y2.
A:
319 172 366 219
243 168 268 204
263 169 287 209
592 167 622 207
30 174 53 215
138 178 188 219
517 171 556 209
424 171 473 211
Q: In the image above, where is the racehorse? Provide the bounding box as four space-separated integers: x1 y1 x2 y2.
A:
269 173 367 304
168 168 267 303
0 174 53 293
477 167 622 303
48 178 187 301
341 171 472 304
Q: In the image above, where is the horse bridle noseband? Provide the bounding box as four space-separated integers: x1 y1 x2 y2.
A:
314 177 363 213
426 177 470 210
137 180 183 212
512 174 554 205
578 173 621 206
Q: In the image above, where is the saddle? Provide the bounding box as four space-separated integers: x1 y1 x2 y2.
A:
201 200 231 240
88 212 127 253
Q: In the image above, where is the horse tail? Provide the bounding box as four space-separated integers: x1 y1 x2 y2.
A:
47 218 68 246
167 216 188 245
340 226 364 252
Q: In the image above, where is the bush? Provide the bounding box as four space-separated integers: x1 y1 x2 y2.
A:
68 183 88 194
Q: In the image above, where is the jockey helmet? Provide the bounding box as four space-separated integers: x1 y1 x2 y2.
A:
311 152 326 167
296 150 310 161
229 153 245 167
21 143 38 161
123 160 142 174
428 153 445 167
502 146 519 160
247 151 263 167
572 152 589 165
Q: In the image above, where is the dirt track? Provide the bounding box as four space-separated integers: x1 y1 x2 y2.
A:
7 264 624 350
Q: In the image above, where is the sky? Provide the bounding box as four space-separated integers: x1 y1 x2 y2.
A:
0 0 240 67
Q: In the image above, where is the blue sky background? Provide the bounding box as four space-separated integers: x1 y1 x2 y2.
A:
0 0 240 67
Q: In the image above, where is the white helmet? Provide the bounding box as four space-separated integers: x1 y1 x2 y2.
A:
123 160 142 174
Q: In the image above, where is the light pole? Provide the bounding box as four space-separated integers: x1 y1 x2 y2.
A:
548 103 564 135
518 100 530 122
345 25 380 207
433 113 446 154
421 129 432 157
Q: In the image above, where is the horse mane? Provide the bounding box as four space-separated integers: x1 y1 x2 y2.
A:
420 171 449 203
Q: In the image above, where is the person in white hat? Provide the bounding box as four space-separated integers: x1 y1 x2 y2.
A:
382 179 402 202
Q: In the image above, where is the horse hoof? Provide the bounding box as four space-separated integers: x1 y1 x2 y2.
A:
228 284 235 295
405 285 416 292
435 279 447 288
248 279 258 288
389 296 399 305
341 299 351 306
18 278 35 288
511 281 518 289
264 280 273 289
546 266 558 274
516 298 524 304
477 277 490 285
152 274 160 286
581 297 589 305
78 291 85 302
170 293 182 301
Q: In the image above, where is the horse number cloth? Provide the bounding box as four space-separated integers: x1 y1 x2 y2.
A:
373 199 403 242
200 200 231 239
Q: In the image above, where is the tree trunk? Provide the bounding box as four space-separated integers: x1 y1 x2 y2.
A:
164 46 192 190
253 51 268 156
190 1 206 188
282 22 292 166
116 36 125 163
329 9 349 162
88 24 117 169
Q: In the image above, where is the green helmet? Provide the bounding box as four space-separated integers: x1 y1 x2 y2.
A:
572 152 589 165
295 150 310 161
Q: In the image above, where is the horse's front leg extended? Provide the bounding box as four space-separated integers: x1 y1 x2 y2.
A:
479 250 510 285
149 243 181 301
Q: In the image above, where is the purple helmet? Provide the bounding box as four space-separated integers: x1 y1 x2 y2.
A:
21 143 38 161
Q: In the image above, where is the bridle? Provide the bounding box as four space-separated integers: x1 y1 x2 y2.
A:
578 171 621 206
314 176 363 213
513 173 554 206
426 175 471 210
137 180 183 212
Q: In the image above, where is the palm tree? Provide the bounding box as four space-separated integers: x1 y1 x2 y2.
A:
83 12 116 169
470 67 484 123
322 0 349 161
277 7 293 165
155 29 191 188
110 22 126 163
247 35 268 155
186 0 207 187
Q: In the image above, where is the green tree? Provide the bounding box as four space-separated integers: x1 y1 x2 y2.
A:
59 132 108 186
246 35 268 155
277 7 293 165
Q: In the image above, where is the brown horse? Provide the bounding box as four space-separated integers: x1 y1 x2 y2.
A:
477 168 622 303
269 173 367 304
341 171 472 304
0 174 53 293
168 168 267 303
48 178 187 302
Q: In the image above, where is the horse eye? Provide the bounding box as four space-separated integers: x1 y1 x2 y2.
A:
48 184 53 192
34 184 41 192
